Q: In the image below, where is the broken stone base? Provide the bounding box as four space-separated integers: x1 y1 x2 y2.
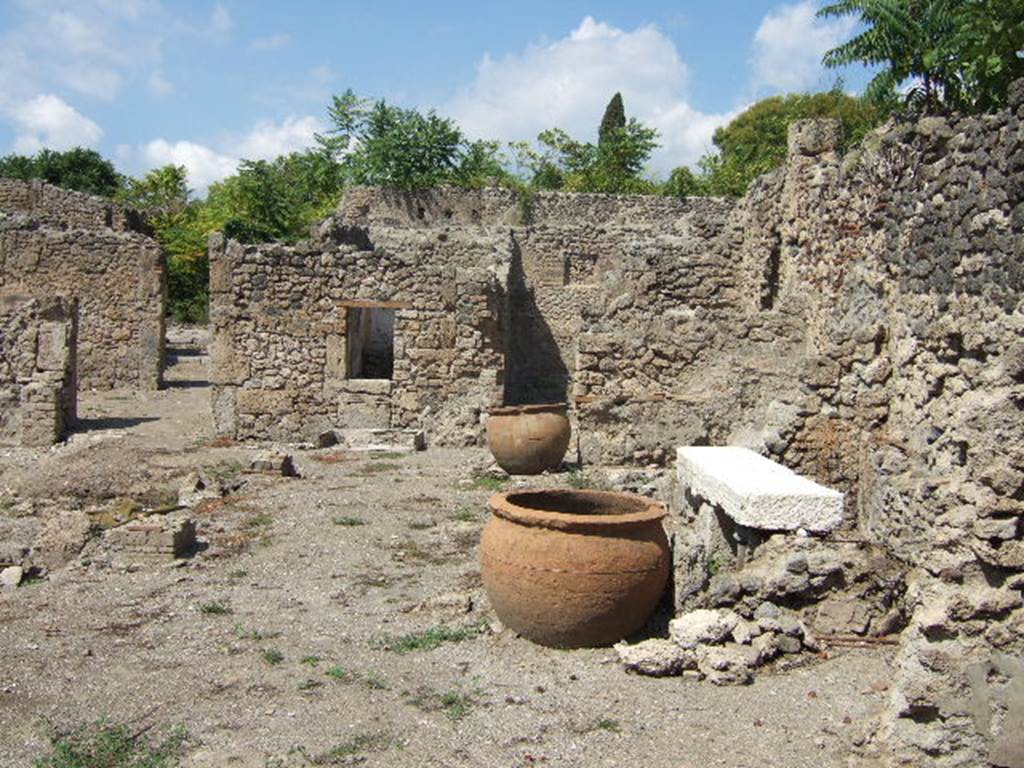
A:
249 451 299 477
106 516 196 560
333 428 426 453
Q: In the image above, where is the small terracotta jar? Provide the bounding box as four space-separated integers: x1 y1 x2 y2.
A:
486 403 571 475
480 488 670 648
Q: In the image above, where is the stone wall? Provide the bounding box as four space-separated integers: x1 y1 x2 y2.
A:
209 224 510 444
0 178 149 233
0 180 166 390
212 87 1023 764
0 294 77 447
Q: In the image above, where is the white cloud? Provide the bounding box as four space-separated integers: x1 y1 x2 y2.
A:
140 138 238 192
211 3 232 33
250 33 290 51
10 93 104 153
0 5 162 104
751 1 858 93
148 70 174 96
447 16 732 173
128 115 324 194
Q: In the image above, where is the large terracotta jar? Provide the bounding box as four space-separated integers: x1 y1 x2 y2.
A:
480 488 670 648
486 403 571 475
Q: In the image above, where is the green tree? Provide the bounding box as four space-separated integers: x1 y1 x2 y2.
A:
670 89 882 197
317 89 464 190
0 147 124 197
819 0 1024 113
530 101 660 195
118 164 189 215
598 93 626 147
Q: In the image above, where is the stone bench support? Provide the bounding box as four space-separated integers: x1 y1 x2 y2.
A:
676 446 843 533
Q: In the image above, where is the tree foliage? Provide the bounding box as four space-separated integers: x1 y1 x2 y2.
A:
819 0 1024 114
664 89 883 198
517 94 660 194
598 93 626 147
317 90 466 190
0 147 123 197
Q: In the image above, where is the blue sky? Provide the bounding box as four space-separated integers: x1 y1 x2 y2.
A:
0 0 871 192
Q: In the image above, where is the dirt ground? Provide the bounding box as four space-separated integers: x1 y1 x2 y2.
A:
0 329 894 768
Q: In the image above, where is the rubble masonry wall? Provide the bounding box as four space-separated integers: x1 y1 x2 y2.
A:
0 180 166 390
0 294 77 447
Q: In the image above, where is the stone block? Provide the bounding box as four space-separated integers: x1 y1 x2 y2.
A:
249 451 299 477
236 388 294 416
676 446 843 532
107 517 196 558
334 428 426 452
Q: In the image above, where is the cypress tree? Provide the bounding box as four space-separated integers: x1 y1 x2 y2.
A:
598 93 626 147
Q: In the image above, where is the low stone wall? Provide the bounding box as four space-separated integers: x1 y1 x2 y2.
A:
0 294 77 447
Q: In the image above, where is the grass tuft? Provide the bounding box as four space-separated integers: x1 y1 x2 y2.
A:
261 648 284 665
34 721 189 768
199 601 232 615
407 687 476 721
332 516 366 527
371 624 480 654
307 732 395 764
469 475 507 492
448 507 480 523
325 665 349 681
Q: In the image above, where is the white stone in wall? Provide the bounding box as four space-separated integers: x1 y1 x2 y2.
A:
676 446 842 532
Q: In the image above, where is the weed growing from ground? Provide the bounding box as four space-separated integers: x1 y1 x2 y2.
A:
297 678 322 691
591 718 622 733
361 670 389 690
261 648 284 665
371 623 480 654
325 665 349 681
244 512 273 529
305 732 395 764
406 520 435 530
199 601 232 615
34 721 189 768
228 570 248 579
391 538 450 566
237 627 281 641
469 475 507 491
301 655 321 666
448 507 479 522
407 687 476 721
332 516 366 527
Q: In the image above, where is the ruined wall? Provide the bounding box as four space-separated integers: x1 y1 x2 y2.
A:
0 178 149 233
0 215 165 390
0 180 165 390
747 103 1023 767
209 224 510 444
0 294 77 447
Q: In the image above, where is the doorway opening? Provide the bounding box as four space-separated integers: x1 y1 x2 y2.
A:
347 307 395 379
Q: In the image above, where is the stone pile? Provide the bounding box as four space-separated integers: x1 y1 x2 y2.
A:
617 603 811 685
